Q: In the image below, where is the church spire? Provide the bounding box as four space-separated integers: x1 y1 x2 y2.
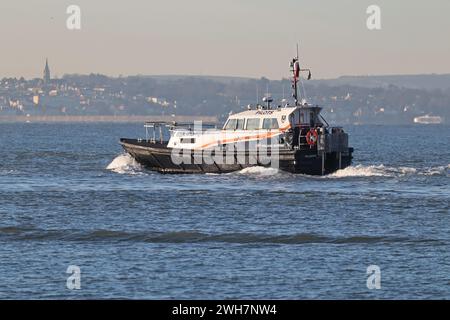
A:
43 58 51 84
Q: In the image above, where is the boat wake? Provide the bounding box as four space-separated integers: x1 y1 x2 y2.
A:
105 155 448 178
106 153 143 175
329 164 414 178
329 164 449 178
235 164 449 178
236 166 280 176
420 165 450 176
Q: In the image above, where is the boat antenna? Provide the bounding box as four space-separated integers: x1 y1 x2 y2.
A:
290 44 300 106
290 43 312 106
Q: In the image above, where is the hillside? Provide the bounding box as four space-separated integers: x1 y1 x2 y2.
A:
1 73 449 124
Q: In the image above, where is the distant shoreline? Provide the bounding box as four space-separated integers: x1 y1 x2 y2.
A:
0 115 219 123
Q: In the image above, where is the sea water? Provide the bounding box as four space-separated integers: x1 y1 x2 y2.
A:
0 123 449 299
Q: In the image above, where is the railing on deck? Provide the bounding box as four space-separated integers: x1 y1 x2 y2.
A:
317 128 349 153
144 121 218 143
288 126 348 152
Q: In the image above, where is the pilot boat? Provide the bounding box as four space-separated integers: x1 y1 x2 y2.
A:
119 53 353 175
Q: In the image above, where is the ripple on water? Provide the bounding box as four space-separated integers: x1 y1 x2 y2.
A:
0 226 446 246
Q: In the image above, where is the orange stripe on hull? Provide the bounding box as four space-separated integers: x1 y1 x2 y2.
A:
197 125 291 150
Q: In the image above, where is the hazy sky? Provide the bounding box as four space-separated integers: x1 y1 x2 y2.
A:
1 0 449 79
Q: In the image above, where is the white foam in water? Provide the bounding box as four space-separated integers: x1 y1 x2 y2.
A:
397 167 418 174
104 158 449 177
329 165 388 178
0 169 16 176
420 165 448 176
107 153 142 174
237 166 280 176
329 164 417 178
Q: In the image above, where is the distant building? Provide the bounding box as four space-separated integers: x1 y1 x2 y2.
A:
43 58 51 84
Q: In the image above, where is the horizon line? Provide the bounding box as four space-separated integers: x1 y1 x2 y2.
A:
2 72 450 82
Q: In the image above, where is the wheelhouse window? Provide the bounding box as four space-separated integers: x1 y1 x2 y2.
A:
262 118 279 129
236 118 245 130
300 112 305 124
181 138 195 144
224 119 237 130
246 118 260 130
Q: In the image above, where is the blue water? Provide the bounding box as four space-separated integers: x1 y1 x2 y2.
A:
0 123 449 299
